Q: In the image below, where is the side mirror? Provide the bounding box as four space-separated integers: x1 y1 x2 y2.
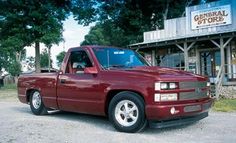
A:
84 67 98 74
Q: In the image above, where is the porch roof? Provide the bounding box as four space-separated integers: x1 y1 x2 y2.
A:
129 30 236 50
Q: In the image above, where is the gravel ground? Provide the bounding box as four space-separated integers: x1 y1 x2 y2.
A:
0 101 236 143
0 89 18 102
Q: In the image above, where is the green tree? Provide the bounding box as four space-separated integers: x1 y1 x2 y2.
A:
25 56 35 71
75 0 188 45
78 0 218 46
0 0 70 72
0 0 219 75
56 51 66 68
81 21 128 47
40 49 52 68
0 40 25 76
0 47 7 72
6 59 22 76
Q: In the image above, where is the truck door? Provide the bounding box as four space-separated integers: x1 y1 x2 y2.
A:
57 49 104 115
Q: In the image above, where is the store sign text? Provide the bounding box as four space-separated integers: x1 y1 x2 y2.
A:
191 5 231 29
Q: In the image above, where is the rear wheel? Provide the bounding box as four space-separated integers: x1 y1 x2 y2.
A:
29 90 47 115
108 91 147 133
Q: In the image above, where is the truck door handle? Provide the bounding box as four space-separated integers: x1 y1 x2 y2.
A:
60 79 66 83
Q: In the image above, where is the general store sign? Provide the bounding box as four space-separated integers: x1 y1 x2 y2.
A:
191 5 232 30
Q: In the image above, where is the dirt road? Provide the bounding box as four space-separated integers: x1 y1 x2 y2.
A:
0 100 236 143
0 89 236 143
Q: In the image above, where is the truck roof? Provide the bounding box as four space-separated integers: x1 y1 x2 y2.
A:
68 45 127 52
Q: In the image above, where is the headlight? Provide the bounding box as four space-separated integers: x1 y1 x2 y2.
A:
169 83 177 89
155 82 178 90
160 83 168 89
154 93 178 102
207 82 211 87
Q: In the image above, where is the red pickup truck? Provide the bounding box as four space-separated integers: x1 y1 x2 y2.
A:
18 46 213 133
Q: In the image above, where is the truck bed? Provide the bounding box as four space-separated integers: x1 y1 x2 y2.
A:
18 72 59 109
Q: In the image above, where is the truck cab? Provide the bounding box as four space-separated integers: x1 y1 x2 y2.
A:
18 46 213 133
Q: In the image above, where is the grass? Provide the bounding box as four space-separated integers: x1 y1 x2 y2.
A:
0 84 18 102
0 83 17 90
213 99 236 112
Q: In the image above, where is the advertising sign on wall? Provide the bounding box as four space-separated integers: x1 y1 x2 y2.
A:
191 5 232 30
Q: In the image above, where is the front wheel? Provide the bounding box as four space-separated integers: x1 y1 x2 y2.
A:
108 91 147 133
29 90 47 115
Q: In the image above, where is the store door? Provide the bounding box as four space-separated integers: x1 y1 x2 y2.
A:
200 50 221 77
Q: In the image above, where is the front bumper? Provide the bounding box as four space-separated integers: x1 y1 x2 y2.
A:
146 98 213 121
149 112 208 128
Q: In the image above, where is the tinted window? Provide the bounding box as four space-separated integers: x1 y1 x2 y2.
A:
70 50 93 68
93 47 149 69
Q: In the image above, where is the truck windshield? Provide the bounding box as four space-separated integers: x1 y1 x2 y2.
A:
93 47 149 69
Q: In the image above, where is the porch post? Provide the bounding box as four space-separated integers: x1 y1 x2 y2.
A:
176 42 196 71
196 48 200 74
151 49 156 66
184 42 189 71
210 37 233 69
226 44 231 79
220 38 225 75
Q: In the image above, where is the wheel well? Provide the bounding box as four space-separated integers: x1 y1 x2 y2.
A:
26 89 37 103
104 90 145 116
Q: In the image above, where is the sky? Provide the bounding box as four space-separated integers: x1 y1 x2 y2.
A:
25 16 94 69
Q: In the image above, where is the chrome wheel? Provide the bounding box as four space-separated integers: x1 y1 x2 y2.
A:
32 91 41 109
115 100 139 127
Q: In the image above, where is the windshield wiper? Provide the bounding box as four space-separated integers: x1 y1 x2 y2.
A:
109 64 133 69
110 64 126 68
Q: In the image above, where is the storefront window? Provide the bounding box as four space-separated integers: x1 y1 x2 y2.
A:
200 50 221 77
159 52 184 70
231 45 236 79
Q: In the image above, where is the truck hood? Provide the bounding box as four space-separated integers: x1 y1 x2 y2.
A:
121 66 206 81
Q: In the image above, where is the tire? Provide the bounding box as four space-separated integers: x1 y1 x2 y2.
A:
29 90 48 115
108 91 147 133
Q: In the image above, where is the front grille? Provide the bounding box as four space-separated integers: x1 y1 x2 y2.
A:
179 81 207 89
179 81 208 100
179 90 207 100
